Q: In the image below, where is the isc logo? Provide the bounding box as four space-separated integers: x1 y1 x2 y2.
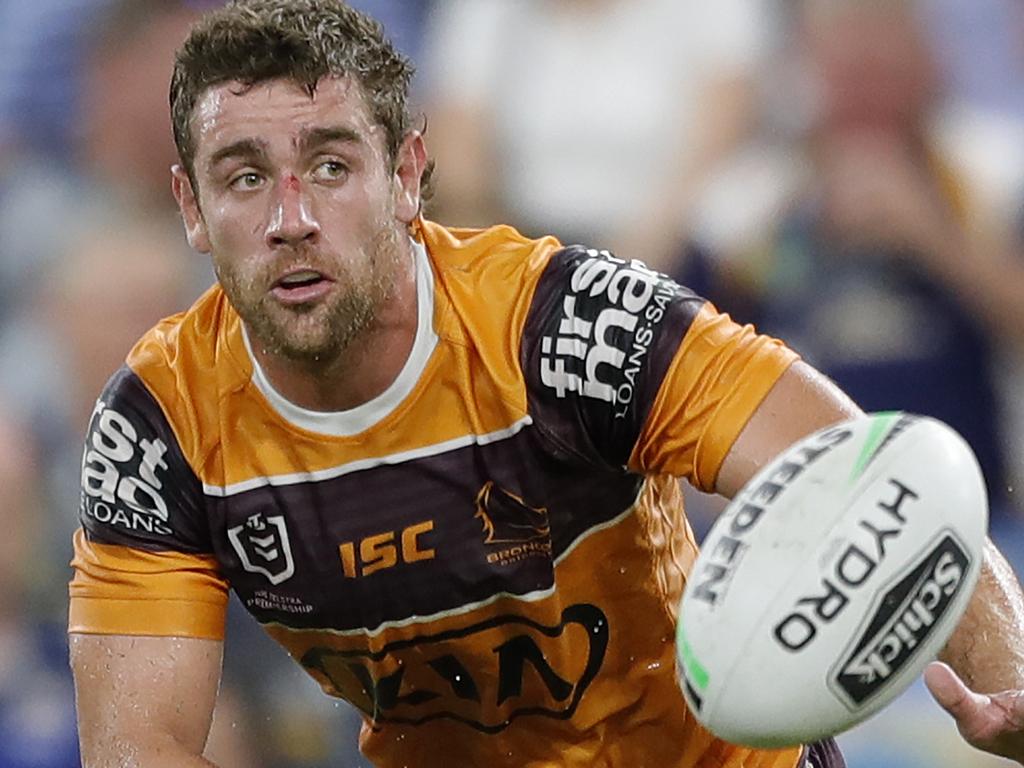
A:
338 521 435 578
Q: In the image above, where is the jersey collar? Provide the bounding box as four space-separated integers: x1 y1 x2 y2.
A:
242 238 438 436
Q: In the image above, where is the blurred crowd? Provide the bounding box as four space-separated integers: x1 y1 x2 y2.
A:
0 0 1023 766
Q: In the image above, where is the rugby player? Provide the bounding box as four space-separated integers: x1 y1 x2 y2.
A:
68 1 1024 766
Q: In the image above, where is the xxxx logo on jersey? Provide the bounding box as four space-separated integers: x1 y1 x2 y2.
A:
301 604 608 732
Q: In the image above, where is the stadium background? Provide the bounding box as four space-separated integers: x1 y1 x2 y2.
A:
1 0 1023 765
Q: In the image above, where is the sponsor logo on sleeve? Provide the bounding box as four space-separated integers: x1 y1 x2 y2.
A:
79 400 173 536
539 250 677 418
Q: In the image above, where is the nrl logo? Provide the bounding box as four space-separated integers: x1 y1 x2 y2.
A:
228 512 296 586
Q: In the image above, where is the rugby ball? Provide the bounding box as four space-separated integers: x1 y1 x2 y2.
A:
676 412 988 748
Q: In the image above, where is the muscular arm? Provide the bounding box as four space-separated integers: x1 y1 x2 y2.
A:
714 359 861 499
938 540 1024 689
71 633 224 767
717 359 1024 761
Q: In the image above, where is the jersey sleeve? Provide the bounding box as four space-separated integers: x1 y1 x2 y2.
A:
69 366 229 639
629 304 798 491
520 246 705 468
520 246 797 487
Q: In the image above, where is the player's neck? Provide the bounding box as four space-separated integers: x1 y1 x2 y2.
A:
248 252 420 413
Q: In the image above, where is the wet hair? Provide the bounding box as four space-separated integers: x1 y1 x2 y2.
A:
170 0 432 196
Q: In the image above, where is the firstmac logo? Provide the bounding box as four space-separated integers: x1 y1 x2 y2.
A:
80 401 174 536
539 250 675 416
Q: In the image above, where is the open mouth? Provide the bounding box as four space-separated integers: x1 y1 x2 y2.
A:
271 269 334 304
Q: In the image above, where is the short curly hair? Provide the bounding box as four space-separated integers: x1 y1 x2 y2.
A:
170 0 431 195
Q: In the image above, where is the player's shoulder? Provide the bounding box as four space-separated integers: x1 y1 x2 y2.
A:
419 219 638 333
416 219 566 355
418 218 563 285
418 219 673 299
125 283 235 378
108 283 243 466
80 294 228 553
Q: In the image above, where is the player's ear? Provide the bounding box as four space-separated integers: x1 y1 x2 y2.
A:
171 165 212 253
392 131 427 225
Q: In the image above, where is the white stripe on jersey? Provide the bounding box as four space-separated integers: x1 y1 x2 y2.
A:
202 415 534 497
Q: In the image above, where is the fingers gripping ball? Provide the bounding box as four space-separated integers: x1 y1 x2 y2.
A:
676 413 988 747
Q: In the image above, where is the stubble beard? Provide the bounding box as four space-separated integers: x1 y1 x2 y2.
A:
222 222 405 369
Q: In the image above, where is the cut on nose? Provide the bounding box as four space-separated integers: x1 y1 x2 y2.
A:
265 182 320 247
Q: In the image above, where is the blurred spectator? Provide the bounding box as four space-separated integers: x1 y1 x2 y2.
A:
679 0 1024 533
422 0 775 269
920 0 1024 226
79 0 212 209
349 0 435 76
915 0 1024 524
0 202 201 613
0 0 108 157
0 402 79 768
0 0 214 328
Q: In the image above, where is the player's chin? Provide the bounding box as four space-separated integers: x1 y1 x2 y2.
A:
275 333 339 363
258 313 336 359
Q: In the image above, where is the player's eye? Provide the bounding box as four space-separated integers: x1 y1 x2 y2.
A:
228 172 265 192
312 160 348 183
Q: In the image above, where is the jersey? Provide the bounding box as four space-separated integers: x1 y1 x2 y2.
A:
69 220 801 768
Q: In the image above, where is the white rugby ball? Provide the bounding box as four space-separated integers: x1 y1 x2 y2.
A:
676 412 988 748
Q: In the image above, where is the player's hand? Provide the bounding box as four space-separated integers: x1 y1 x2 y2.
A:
924 661 1024 764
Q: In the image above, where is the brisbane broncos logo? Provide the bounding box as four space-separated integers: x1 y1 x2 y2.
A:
474 482 552 567
474 481 550 544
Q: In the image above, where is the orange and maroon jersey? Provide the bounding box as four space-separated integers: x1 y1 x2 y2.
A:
70 220 802 768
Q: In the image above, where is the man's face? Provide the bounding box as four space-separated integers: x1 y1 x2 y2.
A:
807 8 936 134
175 76 418 364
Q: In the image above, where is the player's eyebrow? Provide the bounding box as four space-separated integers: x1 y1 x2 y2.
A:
207 138 269 170
297 125 365 154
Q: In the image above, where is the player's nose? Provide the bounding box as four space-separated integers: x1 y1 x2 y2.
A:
265 174 320 248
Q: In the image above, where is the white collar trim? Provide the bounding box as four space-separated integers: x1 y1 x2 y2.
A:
243 238 437 437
